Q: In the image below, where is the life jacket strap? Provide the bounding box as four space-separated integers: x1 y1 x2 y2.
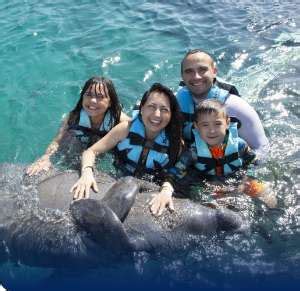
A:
115 148 161 176
128 132 169 153
68 124 107 138
197 152 240 173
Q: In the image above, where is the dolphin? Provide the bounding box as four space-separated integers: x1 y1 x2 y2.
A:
0 163 246 268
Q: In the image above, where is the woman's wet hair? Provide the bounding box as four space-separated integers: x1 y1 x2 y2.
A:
194 99 228 121
139 83 183 166
68 76 121 128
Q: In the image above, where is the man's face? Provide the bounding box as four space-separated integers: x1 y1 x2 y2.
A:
181 52 217 99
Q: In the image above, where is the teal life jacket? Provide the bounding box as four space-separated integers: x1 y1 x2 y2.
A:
68 109 114 146
115 115 170 176
176 85 230 142
192 123 244 176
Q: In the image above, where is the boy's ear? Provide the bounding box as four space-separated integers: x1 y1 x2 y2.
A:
193 121 198 129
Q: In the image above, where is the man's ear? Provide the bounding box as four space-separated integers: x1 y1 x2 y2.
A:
226 117 230 128
212 64 217 77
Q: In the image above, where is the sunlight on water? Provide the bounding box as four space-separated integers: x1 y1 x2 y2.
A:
0 0 299 290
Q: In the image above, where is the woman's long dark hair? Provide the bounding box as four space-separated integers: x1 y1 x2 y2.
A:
139 83 183 166
68 76 121 129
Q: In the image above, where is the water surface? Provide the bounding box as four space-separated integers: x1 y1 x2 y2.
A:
0 0 299 290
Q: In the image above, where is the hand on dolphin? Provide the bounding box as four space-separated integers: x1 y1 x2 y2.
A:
149 182 175 216
26 155 52 176
71 167 99 199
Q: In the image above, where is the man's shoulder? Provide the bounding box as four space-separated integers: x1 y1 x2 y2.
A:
225 94 255 118
176 86 190 97
214 79 240 96
225 93 249 107
225 92 241 101
176 86 194 108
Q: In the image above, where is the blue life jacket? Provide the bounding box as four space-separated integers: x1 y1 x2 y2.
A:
115 115 170 176
177 85 230 142
192 123 245 176
68 109 114 146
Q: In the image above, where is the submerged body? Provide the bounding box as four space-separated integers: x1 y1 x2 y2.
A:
0 163 247 268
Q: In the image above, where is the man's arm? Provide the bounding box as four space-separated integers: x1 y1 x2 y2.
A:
225 95 269 162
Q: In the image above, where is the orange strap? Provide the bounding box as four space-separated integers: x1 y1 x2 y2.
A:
209 145 225 176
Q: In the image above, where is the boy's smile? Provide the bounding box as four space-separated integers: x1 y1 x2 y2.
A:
194 112 229 146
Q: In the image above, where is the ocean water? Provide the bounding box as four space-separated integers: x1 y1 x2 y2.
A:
0 0 299 290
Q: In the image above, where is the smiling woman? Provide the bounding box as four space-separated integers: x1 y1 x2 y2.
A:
71 82 183 215
139 91 171 139
26 76 130 176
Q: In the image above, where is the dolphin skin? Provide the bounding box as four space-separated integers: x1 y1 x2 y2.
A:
0 163 245 268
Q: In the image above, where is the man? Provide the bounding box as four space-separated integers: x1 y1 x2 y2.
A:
177 49 269 161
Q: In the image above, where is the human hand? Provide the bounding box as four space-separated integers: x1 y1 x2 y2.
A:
149 190 174 216
240 178 277 208
257 182 278 208
26 156 52 176
70 168 99 200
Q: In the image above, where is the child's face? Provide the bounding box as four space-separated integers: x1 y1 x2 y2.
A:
82 83 111 117
194 112 229 146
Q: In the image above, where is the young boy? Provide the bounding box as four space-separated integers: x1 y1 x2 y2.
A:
152 99 277 214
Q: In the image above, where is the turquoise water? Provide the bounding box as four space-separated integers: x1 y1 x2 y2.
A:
0 0 299 290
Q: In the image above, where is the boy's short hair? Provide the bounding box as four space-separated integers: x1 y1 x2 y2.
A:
194 99 228 121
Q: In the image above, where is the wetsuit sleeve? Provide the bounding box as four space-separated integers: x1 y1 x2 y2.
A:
164 147 197 187
225 94 270 163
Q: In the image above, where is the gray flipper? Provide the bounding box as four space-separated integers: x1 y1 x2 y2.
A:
70 199 133 252
101 176 139 222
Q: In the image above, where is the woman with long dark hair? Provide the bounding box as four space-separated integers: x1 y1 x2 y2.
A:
27 76 129 176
